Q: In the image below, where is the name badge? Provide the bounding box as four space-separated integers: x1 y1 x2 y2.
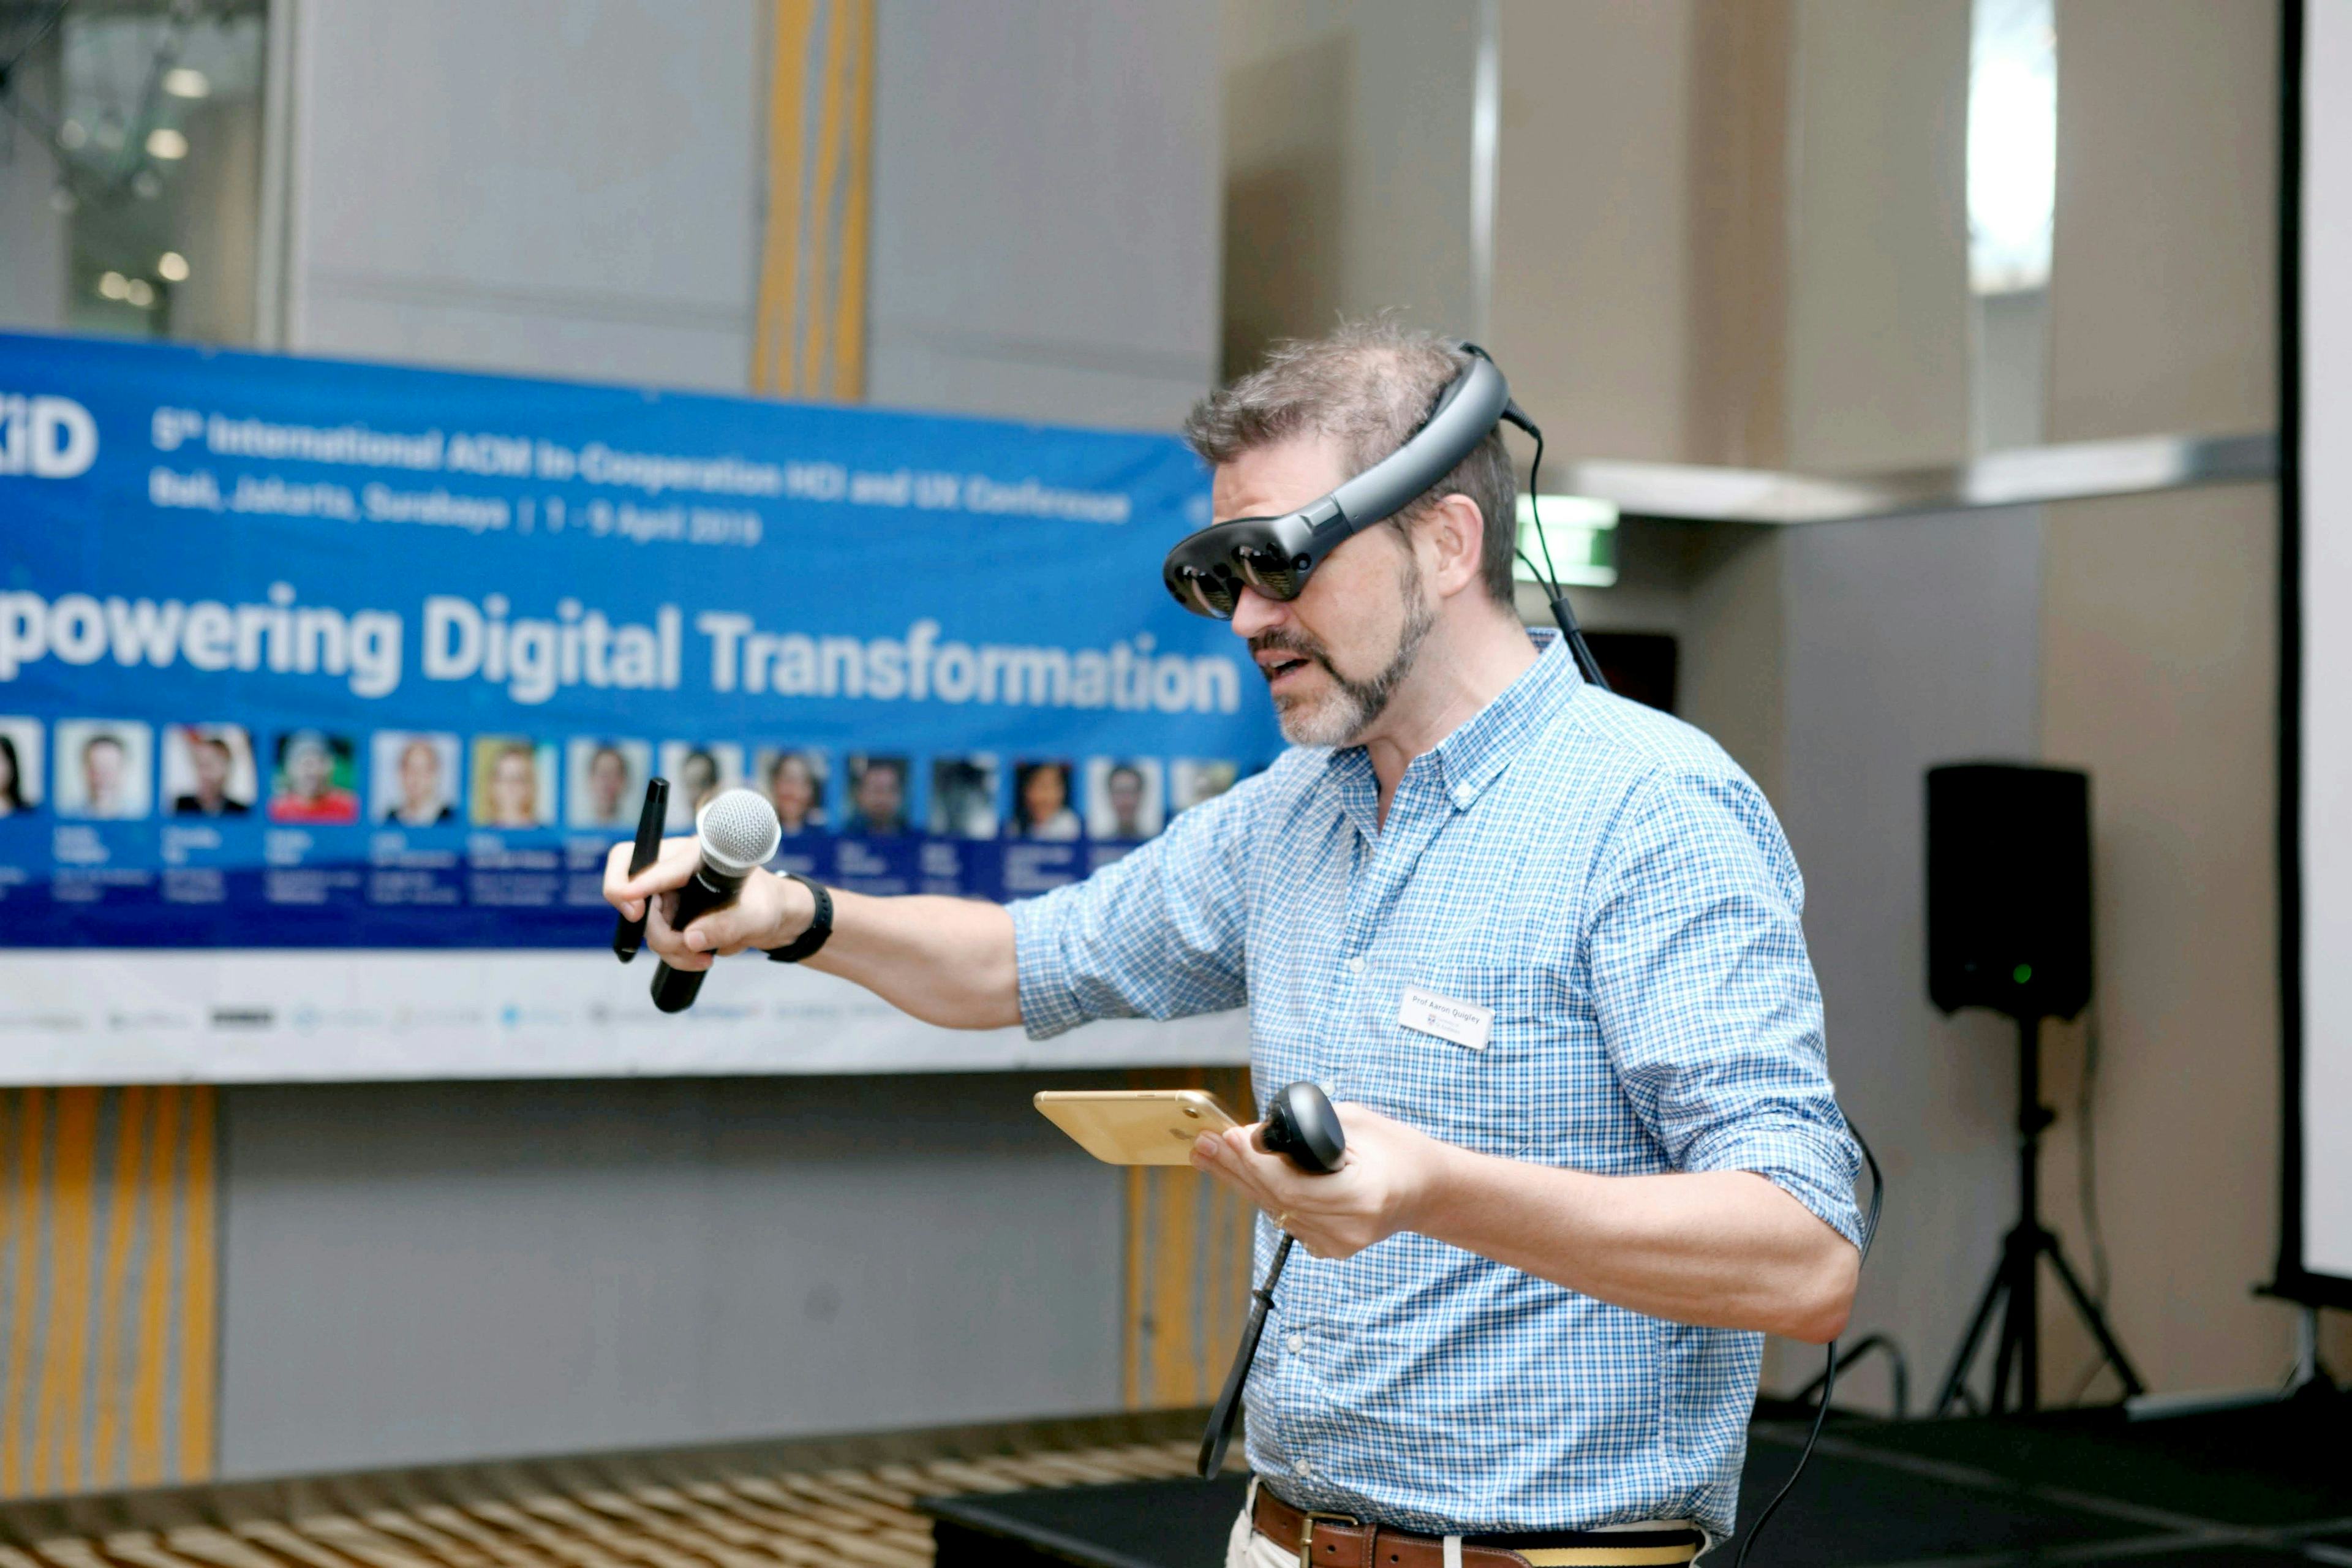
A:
1397 986 1494 1052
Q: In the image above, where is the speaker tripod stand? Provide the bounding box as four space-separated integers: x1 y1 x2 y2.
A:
1936 1013 2145 1415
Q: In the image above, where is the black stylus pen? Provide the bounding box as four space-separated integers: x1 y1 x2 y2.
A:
612 777 671 962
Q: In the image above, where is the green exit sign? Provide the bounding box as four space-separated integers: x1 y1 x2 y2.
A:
1514 494 1619 588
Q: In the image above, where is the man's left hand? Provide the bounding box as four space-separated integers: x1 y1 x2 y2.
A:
1190 1102 1452 1259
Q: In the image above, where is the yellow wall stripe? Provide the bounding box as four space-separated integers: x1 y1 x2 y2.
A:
177 1087 217 1480
0 1086 217 1500
831 0 873 402
798 0 854 396
753 0 815 398
0 1089 37 1495
751 0 872 402
88 1085 148 1482
34 1087 99 1493
129 1084 179 1487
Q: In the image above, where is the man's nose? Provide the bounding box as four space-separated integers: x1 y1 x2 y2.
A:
1227 586 1286 640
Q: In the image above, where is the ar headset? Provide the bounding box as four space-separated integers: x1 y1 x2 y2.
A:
1159 342 1608 687
1167 345 1885 1566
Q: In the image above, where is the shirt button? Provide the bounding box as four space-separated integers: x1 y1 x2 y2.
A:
1346 956 1365 974
1294 1458 1314 1477
1286 1333 1305 1353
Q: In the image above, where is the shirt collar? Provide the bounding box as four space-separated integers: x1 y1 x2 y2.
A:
1320 627 1586 815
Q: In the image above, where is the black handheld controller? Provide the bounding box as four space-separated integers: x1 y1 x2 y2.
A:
1199 1081 1343 1478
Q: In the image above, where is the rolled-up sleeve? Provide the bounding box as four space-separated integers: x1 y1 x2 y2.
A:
1588 768 1864 1248
1009 776 1257 1039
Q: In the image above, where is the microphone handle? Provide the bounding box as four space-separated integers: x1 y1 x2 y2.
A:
650 862 750 1013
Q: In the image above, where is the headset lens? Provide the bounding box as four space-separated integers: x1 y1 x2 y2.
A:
1235 548 1301 601
1174 567 1238 619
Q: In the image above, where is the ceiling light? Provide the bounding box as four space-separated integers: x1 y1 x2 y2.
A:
162 67 211 99
132 170 163 199
124 279 156 309
146 127 189 160
56 119 88 150
157 252 190 282
98 271 130 301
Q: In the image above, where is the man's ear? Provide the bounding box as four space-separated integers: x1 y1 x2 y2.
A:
1419 493 1490 601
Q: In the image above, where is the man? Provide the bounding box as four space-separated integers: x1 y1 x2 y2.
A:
79 731 130 818
1102 762 1152 839
173 731 249 816
610 323 1860 1559
843 755 908 837
270 731 359 823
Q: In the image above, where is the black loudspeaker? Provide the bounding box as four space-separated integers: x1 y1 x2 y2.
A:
1926 763 2092 1020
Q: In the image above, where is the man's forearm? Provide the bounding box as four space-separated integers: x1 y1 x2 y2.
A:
800 888 1021 1030
1416 1146 1858 1343
611 841 1023 1031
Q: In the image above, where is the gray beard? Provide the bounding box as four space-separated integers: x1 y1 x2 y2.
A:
1267 566 1438 748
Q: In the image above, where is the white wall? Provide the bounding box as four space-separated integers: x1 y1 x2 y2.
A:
283 0 764 390
865 0 1221 428
0 42 69 335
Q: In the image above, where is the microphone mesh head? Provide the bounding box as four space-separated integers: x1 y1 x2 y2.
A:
696 788 782 873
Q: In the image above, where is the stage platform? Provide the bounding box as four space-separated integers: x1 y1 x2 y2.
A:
922 1394 2352 1568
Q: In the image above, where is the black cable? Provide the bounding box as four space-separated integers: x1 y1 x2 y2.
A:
2064 1006 2116 1405
1734 1119 1884 1568
1505 418 1609 692
1199 1233 1294 1477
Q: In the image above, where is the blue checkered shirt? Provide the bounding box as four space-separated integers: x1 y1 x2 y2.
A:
1011 631 1861 1540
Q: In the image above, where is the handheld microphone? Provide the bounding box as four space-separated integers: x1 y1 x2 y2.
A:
1200 1082 1344 1477
649 788 782 1014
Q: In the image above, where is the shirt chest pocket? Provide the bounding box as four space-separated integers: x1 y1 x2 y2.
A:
1368 963 1597 1159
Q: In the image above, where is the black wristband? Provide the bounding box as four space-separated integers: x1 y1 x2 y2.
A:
764 873 834 963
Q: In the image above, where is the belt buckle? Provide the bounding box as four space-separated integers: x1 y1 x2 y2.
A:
1297 1510 1358 1568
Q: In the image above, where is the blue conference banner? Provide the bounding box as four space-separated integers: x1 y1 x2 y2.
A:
0 331 1280 951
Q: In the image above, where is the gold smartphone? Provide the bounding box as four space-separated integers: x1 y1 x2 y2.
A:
1033 1088 1243 1166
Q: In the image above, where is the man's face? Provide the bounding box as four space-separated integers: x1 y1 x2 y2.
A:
290 741 331 796
856 763 903 825
1213 435 1434 747
193 740 230 793
85 739 124 802
1108 769 1143 824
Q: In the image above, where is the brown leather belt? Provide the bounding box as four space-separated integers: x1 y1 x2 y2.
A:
1253 1482 1702 1568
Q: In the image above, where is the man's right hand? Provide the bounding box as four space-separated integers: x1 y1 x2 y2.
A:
603 837 813 968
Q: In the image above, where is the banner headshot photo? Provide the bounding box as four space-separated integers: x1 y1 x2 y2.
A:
54 720 154 821
470 737 557 829
930 755 1000 840
567 737 652 831
756 747 830 835
373 733 462 827
1170 758 1239 813
268 731 361 824
1084 756 1163 840
1012 759 1081 840
0 718 45 818
165 725 257 817
843 754 910 837
660 741 743 830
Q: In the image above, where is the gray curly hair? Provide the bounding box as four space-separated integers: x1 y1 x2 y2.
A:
1182 319 1519 605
